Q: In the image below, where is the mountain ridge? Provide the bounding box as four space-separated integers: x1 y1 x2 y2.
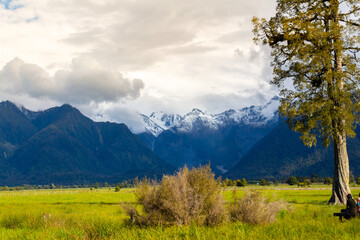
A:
0 101 174 185
140 96 280 137
137 97 281 174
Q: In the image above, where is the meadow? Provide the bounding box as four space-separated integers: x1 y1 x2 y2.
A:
0 185 359 239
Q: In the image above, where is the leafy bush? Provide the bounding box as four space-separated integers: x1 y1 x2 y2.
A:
222 178 235 187
324 177 333 185
298 179 311 187
356 176 360 185
233 178 248 187
127 165 227 226
241 178 248 187
259 179 271 186
286 176 299 186
229 190 291 225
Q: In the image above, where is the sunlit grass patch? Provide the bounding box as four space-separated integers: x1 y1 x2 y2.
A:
0 186 357 239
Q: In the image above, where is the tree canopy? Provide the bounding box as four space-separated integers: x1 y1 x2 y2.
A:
253 0 360 147
253 0 360 204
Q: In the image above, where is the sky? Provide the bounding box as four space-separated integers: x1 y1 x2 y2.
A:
0 0 278 133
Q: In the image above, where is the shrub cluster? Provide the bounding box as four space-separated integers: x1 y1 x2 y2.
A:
129 166 227 226
259 179 271 186
286 176 299 186
229 191 291 225
222 178 247 187
323 177 333 185
126 166 290 226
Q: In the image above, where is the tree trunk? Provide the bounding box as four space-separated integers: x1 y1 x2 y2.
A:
328 1 350 205
328 132 350 204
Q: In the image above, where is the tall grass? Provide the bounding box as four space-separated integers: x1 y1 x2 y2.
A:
0 186 357 239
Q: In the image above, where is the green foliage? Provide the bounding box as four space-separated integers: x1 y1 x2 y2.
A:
286 176 299 186
222 178 236 187
324 177 333 185
234 178 248 187
259 179 271 186
115 186 120 192
350 171 355 183
235 180 242 187
0 186 23 191
304 179 312 186
356 176 360 185
253 0 360 147
311 174 322 183
241 178 247 187
273 179 279 186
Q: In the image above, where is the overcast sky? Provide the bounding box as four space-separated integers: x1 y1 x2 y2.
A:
0 0 278 132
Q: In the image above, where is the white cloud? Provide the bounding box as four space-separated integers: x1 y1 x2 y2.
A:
0 57 144 104
90 103 146 134
0 0 279 130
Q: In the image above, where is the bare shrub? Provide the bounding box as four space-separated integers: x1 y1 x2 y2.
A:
127 165 227 226
229 190 291 225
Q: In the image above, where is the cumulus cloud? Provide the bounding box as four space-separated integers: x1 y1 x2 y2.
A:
0 57 144 103
0 0 281 131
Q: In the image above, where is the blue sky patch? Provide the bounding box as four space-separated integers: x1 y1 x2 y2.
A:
0 0 23 10
26 16 39 23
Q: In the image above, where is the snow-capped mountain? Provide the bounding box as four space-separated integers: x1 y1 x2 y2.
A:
140 96 280 136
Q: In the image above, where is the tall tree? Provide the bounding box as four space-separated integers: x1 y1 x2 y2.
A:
253 0 360 204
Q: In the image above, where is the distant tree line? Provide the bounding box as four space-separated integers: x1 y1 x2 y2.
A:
0 179 139 191
3 173 360 192
220 173 360 188
221 178 247 187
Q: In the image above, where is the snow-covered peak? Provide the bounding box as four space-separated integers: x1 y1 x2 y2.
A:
141 112 182 136
148 112 182 129
140 114 165 136
139 97 280 136
261 96 281 119
187 108 205 116
178 109 220 132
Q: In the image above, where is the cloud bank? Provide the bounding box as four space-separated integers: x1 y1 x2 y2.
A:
0 57 144 104
0 0 279 132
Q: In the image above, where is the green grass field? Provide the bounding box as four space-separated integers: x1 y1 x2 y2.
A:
0 185 359 239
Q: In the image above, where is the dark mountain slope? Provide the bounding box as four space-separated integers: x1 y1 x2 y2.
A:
0 102 173 185
97 122 171 180
0 101 37 144
0 101 39 181
137 132 156 150
153 122 278 174
226 121 360 180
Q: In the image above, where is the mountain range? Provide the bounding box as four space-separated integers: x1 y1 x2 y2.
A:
138 97 280 174
0 101 173 185
1 96 360 185
138 97 360 179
